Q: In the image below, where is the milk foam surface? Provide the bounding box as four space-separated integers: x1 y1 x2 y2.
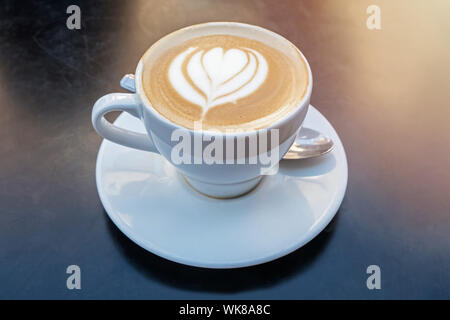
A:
169 46 268 115
143 35 308 131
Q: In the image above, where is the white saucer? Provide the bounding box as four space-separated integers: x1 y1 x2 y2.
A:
96 105 348 269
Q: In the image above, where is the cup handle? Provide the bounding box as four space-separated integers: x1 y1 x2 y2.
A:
91 93 158 153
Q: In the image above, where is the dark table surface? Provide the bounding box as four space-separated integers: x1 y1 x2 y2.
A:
1 0 449 299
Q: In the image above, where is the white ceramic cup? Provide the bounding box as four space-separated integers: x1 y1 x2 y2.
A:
92 22 312 198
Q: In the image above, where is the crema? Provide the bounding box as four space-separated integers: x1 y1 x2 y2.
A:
143 35 308 131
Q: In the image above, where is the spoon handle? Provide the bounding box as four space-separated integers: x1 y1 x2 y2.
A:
120 74 136 93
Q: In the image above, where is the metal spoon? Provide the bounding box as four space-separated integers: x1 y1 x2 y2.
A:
283 127 334 159
120 74 137 92
120 74 334 159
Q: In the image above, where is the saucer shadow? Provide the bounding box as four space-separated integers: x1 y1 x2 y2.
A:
279 152 337 177
104 208 340 293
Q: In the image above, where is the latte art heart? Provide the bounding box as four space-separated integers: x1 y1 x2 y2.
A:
169 46 268 115
143 34 308 131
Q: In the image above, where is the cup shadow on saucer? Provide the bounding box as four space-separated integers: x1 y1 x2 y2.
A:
103 153 340 293
279 152 337 177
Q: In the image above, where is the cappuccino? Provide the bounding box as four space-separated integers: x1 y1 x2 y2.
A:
143 34 308 131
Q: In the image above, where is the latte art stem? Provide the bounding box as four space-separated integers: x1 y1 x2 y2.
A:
169 46 268 116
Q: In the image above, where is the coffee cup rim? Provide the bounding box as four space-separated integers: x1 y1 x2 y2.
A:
135 21 313 136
